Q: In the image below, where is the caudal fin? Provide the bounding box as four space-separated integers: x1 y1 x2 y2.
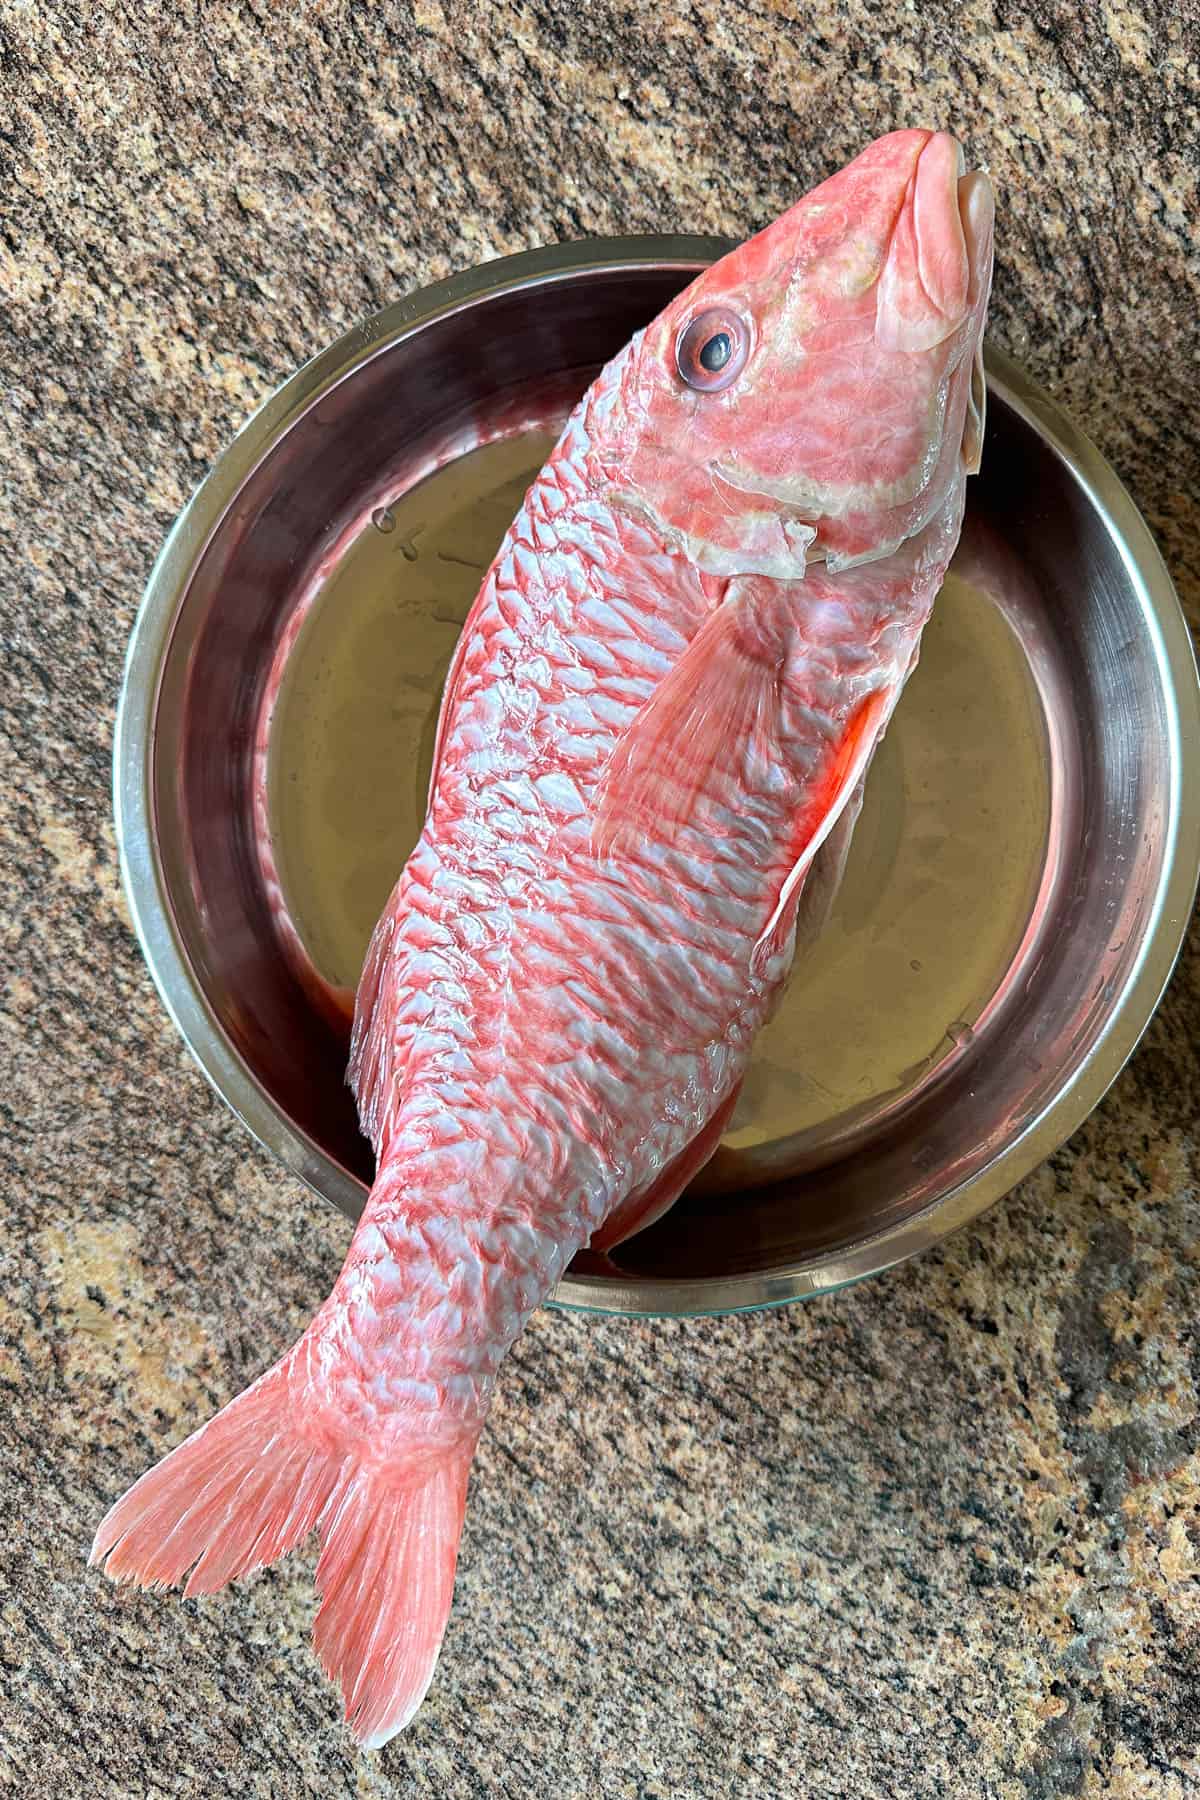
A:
90 1359 474 1747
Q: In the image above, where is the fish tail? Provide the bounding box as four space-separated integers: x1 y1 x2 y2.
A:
90 1352 475 1748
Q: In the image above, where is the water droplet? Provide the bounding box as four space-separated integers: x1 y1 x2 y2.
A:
947 1019 975 1048
372 507 395 534
910 958 922 972
399 538 419 562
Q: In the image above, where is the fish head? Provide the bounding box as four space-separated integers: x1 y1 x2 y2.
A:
597 129 994 577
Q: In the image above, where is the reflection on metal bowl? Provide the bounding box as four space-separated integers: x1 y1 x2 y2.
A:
114 239 1200 1317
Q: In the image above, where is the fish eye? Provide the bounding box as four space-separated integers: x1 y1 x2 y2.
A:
675 306 751 393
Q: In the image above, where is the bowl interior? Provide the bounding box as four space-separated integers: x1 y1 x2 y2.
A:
140 252 1191 1311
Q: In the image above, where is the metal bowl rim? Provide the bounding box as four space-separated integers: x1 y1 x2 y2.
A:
113 235 1200 1318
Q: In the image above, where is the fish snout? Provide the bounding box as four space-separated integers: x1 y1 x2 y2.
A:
875 131 987 354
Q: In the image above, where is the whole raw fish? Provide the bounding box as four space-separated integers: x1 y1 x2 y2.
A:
92 129 994 1746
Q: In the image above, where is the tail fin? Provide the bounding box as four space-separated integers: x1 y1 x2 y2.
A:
90 1358 474 1747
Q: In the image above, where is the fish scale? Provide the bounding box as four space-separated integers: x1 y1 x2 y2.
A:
92 128 994 1747
339 426 945 1395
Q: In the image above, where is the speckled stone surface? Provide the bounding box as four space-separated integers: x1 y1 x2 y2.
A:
2 4 1199 1795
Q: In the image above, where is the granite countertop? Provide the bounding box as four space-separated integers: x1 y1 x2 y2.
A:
3 4 1198 1796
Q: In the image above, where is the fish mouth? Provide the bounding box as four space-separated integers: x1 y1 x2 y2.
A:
939 136 996 311
957 166 995 306
957 167 995 473
933 138 995 327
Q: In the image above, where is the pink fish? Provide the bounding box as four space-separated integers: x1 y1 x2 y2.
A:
92 129 994 1745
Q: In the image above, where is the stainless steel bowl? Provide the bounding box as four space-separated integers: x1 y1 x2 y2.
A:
115 237 1200 1317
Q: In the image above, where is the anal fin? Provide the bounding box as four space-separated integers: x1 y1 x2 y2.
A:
590 1080 743 1252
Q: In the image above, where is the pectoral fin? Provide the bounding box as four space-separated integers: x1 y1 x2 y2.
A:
592 595 781 859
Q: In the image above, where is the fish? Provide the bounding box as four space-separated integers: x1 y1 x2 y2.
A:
91 129 994 1747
